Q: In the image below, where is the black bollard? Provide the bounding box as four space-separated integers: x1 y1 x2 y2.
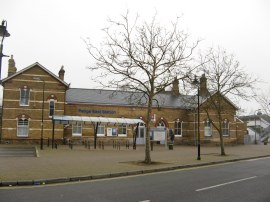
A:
88 140 90 150
126 140 130 149
70 142 73 150
118 141 121 150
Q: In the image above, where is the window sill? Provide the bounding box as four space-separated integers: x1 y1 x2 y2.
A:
72 134 82 137
118 134 127 137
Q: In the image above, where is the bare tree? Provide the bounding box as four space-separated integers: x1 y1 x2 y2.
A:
85 11 200 164
200 47 257 156
256 89 270 115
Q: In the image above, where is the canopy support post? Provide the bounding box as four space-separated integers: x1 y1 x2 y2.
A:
52 119 55 149
94 122 99 149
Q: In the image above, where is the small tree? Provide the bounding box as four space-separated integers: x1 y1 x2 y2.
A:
200 47 257 155
85 12 200 163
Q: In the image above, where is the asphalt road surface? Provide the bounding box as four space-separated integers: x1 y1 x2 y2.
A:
1 157 270 202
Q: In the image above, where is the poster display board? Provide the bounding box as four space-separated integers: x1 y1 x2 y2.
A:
150 127 166 143
107 128 117 136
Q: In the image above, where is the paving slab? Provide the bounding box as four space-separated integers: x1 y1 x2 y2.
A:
0 144 269 186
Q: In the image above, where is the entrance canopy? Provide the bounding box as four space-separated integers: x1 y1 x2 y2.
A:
52 115 145 125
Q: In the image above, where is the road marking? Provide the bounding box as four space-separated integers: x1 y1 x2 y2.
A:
140 200 150 202
245 156 270 162
1 162 236 190
196 176 257 192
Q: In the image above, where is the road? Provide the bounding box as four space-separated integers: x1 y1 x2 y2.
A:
1 157 270 202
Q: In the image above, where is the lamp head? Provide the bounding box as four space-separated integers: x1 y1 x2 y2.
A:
257 109 262 116
192 75 199 86
0 20 10 38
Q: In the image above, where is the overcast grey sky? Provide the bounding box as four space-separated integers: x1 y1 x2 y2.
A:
1 0 270 114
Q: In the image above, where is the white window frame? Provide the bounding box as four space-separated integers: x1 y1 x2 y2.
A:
20 86 30 106
137 122 145 138
204 119 212 137
17 118 29 137
157 119 166 128
49 99 55 117
118 124 127 137
174 119 183 137
97 125 105 137
72 123 82 137
222 119 230 136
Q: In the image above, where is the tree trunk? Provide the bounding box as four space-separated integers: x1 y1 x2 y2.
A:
144 96 153 164
219 134 226 156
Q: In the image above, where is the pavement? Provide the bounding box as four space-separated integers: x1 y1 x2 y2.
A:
0 143 270 187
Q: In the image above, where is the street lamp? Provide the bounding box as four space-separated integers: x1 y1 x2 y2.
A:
192 75 201 160
0 20 10 81
33 77 45 150
254 109 262 144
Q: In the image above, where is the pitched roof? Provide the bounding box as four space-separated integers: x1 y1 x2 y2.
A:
1 62 69 87
239 114 270 123
202 91 239 110
66 88 196 109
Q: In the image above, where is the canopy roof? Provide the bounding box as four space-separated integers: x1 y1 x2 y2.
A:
52 115 145 125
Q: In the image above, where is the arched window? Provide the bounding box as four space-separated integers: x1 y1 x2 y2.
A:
48 95 57 117
17 116 29 137
204 119 212 137
49 100 55 117
174 119 182 136
20 86 30 106
157 119 166 128
222 119 229 136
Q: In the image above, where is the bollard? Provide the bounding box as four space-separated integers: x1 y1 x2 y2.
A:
102 141 104 150
70 142 73 150
88 140 90 150
55 143 58 149
47 138 50 147
126 140 130 149
84 140 87 148
118 141 121 150
151 141 153 151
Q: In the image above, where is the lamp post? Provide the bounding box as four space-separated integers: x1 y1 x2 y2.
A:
192 75 201 160
33 77 45 150
254 109 262 144
0 20 10 81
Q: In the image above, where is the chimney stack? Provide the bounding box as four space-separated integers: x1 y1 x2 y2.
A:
172 77 180 96
199 74 208 97
58 65 65 80
8 55 17 77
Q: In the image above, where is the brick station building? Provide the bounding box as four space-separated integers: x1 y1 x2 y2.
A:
0 56 246 146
